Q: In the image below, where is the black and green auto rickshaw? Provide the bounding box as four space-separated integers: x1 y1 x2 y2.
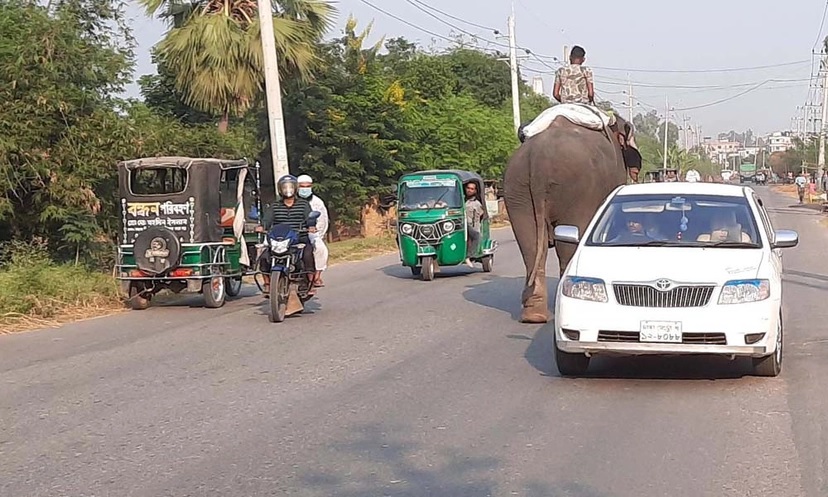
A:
394 169 497 281
114 156 263 310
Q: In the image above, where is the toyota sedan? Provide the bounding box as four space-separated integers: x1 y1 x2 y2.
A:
552 182 798 377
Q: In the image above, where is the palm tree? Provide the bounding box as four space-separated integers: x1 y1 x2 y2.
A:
140 0 335 132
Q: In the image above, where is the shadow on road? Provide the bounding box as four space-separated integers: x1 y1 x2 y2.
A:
524 323 753 381
153 285 260 309
380 263 482 280
297 421 610 497
462 275 560 321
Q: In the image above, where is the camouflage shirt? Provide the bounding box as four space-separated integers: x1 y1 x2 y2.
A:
555 64 593 104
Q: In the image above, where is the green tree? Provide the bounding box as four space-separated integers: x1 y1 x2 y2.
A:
139 0 335 133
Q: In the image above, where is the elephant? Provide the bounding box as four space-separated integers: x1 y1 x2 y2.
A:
503 112 642 324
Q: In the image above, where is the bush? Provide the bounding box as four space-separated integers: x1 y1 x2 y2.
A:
0 241 121 328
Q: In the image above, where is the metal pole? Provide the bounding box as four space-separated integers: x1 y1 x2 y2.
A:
507 5 521 133
257 0 290 181
627 74 633 122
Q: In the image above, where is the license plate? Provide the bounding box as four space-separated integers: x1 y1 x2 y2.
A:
639 321 682 343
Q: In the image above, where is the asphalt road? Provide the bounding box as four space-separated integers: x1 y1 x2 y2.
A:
1 186 827 497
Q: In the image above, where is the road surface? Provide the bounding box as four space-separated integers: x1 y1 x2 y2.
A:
1 186 827 497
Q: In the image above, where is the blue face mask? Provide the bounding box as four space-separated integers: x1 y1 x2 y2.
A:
298 187 312 198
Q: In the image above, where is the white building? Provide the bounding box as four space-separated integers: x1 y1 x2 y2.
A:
766 132 795 154
532 76 544 95
703 140 740 165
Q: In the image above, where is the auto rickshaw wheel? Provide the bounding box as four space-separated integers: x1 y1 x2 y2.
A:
410 266 422 277
482 255 493 272
203 274 226 308
420 256 435 281
269 272 288 323
226 276 243 297
128 282 150 311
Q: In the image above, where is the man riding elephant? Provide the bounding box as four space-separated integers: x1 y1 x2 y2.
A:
504 107 642 323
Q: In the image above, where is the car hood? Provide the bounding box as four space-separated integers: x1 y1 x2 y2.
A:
570 247 766 283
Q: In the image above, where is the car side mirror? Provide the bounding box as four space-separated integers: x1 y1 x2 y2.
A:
554 225 580 244
772 229 798 249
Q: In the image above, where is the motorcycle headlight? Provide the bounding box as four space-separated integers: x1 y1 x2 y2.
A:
270 239 291 254
442 221 454 232
718 279 770 304
400 223 414 235
561 276 608 303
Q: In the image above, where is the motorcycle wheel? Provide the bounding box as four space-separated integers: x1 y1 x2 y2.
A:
269 272 289 323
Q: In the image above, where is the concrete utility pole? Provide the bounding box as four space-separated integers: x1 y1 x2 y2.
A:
819 54 828 183
257 0 290 181
507 2 521 133
682 115 691 150
662 95 670 173
627 75 634 122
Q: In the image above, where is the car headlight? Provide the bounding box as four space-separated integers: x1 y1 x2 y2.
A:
718 279 770 304
561 276 608 303
400 223 414 235
441 221 454 232
270 239 291 254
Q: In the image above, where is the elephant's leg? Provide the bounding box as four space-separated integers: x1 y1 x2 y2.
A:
555 239 577 277
504 184 550 324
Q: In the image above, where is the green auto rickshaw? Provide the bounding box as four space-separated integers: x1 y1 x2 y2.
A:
394 169 497 281
115 156 263 310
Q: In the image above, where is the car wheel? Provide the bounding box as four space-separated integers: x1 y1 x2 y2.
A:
202 274 226 309
128 282 150 311
226 276 243 297
420 256 435 281
481 255 493 272
554 333 590 376
752 311 783 377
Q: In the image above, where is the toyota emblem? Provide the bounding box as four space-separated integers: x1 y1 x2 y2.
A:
655 279 672 291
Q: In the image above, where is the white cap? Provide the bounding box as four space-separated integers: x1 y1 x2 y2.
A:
297 174 313 184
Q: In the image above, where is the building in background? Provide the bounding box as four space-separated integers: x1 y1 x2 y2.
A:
532 76 544 96
765 132 795 154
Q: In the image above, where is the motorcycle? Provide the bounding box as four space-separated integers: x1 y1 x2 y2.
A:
261 211 321 322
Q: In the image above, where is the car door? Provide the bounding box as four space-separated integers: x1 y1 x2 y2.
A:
752 193 782 277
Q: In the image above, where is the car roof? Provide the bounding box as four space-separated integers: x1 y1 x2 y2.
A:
614 182 751 198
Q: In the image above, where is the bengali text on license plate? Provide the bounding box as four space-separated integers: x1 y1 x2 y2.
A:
639 321 682 343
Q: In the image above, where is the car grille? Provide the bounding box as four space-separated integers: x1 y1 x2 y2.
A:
613 284 714 308
405 219 463 242
597 331 727 345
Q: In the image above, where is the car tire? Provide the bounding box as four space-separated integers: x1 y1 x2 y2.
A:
226 276 243 297
752 311 783 377
481 255 493 272
128 282 150 311
554 334 590 376
420 256 435 281
202 274 226 309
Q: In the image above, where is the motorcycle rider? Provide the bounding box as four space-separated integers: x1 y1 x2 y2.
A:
256 175 317 296
296 174 329 287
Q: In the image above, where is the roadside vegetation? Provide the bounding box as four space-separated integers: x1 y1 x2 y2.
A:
0 0 681 329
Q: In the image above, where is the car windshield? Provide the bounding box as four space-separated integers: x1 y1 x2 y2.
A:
586 193 762 248
399 178 462 211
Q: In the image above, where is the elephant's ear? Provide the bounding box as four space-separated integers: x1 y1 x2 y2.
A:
624 121 639 151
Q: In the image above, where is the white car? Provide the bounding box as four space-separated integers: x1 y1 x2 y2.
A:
552 182 798 377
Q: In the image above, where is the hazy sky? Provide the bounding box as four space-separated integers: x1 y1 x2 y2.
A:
123 0 828 137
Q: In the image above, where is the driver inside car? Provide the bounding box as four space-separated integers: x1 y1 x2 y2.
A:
256 175 317 296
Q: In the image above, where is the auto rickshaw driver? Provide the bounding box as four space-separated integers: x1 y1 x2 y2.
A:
255 175 317 296
463 181 485 267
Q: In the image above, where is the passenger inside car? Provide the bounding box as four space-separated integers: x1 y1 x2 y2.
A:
696 209 753 243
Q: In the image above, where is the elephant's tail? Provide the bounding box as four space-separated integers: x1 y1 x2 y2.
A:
525 158 547 289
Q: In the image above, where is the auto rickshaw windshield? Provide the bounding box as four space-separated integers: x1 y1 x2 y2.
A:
399 179 462 211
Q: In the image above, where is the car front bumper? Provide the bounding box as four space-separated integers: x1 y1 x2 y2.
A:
555 296 779 358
